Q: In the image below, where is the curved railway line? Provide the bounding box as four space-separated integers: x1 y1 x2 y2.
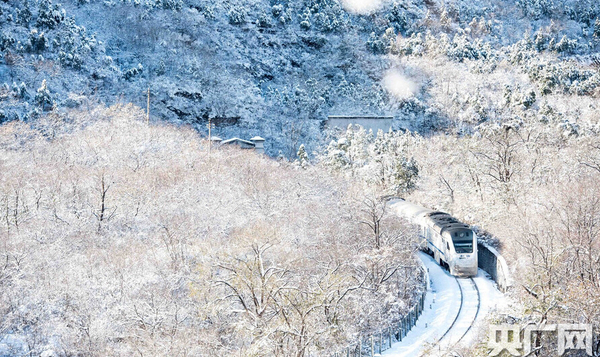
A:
435 276 481 348
382 252 505 357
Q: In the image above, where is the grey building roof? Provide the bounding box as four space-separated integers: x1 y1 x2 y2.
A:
327 115 394 119
221 137 255 146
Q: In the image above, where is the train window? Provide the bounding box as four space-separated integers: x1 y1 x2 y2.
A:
453 242 473 253
452 230 474 253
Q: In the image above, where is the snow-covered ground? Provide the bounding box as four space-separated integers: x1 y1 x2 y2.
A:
383 251 508 357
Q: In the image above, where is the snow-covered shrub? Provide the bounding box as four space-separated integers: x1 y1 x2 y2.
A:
257 12 272 28
12 82 30 100
565 1 600 25
321 126 420 195
16 3 33 25
398 32 425 56
446 34 482 61
300 19 311 30
271 4 284 17
382 28 398 54
521 89 536 109
557 120 579 137
296 144 309 168
155 59 166 76
308 0 347 32
123 64 143 80
366 32 385 54
516 0 556 19
534 30 551 51
36 0 66 29
58 51 83 69
28 29 47 53
0 33 16 51
387 2 408 33
554 35 577 54
160 0 182 11
228 6 247 25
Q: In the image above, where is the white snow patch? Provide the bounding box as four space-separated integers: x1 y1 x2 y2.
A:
382 69 418 100
340 0 384 14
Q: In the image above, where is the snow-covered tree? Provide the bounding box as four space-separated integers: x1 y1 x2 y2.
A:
34 79 53 110
296 143 309 168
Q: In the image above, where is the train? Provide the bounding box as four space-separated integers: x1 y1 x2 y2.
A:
388 198 478 277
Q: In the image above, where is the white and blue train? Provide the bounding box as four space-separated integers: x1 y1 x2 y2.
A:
389 198 478 277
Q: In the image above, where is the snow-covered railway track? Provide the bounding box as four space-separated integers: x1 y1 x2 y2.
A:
383 253 503 357
432 276 481 348
435 277 465 343
456 278 480 343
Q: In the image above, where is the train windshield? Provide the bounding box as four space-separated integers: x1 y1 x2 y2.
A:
452 230 473 253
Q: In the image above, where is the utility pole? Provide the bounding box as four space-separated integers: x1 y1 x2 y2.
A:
146 87 150 125
208 117 213 156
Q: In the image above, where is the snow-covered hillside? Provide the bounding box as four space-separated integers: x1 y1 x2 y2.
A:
2 0 600 156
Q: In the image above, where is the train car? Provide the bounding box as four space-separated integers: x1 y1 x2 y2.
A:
389 198 478 277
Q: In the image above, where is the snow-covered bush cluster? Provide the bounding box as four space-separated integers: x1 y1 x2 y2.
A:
321 125 420 196
0 105 422 356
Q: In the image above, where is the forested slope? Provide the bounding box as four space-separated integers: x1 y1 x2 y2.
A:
2 0 600 155
0 105 422 356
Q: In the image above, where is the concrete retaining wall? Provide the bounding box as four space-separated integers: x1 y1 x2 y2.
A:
477 242 512 292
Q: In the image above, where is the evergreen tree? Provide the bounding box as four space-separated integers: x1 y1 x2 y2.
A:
296 144 309 169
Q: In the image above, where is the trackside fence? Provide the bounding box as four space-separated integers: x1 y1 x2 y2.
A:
329 266 428 357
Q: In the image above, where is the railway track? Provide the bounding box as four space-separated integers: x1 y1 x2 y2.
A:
434 276 481 347
381 253 500 356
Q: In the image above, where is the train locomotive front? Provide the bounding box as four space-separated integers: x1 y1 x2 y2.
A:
389 199 478 277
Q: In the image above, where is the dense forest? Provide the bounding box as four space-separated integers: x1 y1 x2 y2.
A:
0 106 423 355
